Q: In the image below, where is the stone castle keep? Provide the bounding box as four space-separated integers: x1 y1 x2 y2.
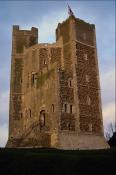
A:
6 14 109 149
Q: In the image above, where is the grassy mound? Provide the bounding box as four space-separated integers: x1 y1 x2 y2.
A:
0 148 115 175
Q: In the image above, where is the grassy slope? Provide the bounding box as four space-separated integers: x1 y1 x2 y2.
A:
0 148 116 175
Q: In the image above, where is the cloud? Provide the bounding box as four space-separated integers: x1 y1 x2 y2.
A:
39 10 66 43
100 68 115 105
103 102 115 139
0 90 9 124
0 90 9 147
101 68 115 133
0 67 10 92
103 102 115 128
0 124 8 147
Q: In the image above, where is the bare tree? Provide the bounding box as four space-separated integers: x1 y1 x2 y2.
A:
105 122 116 147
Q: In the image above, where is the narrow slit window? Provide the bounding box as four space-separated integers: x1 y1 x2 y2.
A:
51 104 54 112
43 113 45 126
70 105 73 114
67 122 71 130
32 74 35 84
64 104 67 112
20 77 22 83
29 109 31 117
70 80 72 87
69 79 73 87
20 112 23 118
31 72 37 86
43 59 47 65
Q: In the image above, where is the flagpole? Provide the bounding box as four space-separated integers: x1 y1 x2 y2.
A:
67 3 74 16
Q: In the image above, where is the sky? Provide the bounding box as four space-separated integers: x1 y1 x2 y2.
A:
0 0 115 147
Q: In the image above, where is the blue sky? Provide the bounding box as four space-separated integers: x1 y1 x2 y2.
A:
0 0 115 147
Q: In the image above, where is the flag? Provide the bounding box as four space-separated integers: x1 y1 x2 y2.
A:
68 4 74 16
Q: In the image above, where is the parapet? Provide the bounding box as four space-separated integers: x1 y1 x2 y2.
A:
13 25 20 31
13 25 38 36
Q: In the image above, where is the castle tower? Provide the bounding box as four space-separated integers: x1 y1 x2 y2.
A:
6 26 38 146
56 15 109 149
6 14 109 149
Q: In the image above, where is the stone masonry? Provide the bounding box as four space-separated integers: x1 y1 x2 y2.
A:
6 15 109 149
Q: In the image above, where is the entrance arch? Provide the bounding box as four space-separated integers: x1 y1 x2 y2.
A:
39 110 45 127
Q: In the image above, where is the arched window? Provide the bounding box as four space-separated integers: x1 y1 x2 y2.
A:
43 59 47 65
40 110 45 127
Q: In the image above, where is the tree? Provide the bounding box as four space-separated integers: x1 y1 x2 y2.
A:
105 123 116 147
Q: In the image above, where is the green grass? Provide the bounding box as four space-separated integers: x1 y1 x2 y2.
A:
0 148 116 175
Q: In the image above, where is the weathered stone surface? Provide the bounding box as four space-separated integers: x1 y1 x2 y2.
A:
6 15 109 149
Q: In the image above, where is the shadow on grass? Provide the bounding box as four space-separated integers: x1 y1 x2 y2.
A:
0 148 116 175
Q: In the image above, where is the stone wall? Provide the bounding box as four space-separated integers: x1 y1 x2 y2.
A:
76 41 102 134
56 18 72 70
7 16 109 149
58 133 109 150
19 44 62 147
75 18 95 46
59 70 75 131
7 26 38 144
